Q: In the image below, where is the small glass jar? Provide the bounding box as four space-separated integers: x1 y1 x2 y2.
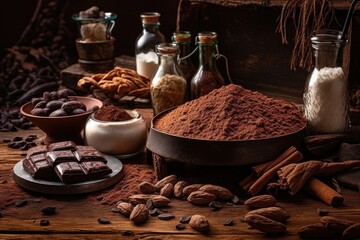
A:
190 32 225 99
135 12 165 79
172 31 196 101
303 29 349 133
150 43 187 115
72 12 117 42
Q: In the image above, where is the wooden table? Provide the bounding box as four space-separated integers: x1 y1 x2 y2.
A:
0 124 359 239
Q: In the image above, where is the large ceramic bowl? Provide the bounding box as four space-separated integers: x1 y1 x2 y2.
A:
20 96 103 145
84 110 147 156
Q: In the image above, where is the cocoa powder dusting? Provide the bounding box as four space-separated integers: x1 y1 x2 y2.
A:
94 105 133 121
154 84 307 140
0 165 154 210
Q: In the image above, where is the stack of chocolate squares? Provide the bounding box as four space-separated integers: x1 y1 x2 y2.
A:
23 141 112 183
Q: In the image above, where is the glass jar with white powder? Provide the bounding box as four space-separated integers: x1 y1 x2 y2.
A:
303 29 349 133
135 12 165 79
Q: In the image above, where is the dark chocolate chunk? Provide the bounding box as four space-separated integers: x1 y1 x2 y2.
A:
23 154 58 180
209 201 222 211
74 150 106 163
81 161 112 179
179 215 191 224
26 146 48 158
48 141 76 151
149 208 161 216
54 162 86 183
121 230 134 236
317 208 329 216
176 223 186 230
40 219 50 226
223 219 234 226
96 196 104 201
2 139 11 143
98 217 111 224
76 145 97 151
41 207 56 215
46 150 76 166
13 136 23 141
158 213 175 220
15 199 28 207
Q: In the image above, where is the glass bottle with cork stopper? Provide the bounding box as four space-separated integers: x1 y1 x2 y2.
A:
172 31 196 101
150 43 187 116
303 29 349 133
190 31 225 99
135 12 165 79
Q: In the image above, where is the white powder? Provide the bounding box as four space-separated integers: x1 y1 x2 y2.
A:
136 52 158 79
304 67 348 133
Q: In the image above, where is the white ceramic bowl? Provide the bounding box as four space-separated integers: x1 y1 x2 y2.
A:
84 110 147 156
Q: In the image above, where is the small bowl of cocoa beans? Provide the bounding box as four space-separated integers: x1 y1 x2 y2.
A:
83 105 147 157
20 89 103 145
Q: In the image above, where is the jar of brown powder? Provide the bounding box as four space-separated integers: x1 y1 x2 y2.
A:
150 43 187 115
190 32 225 99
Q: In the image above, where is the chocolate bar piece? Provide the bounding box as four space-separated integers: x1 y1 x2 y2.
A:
48 141 76 151
81 161 112 179
23 153 58 181
76 145 97 151
23 141 112 184
26 145 48 158
55 162 87 183
74 150 107 163
46 150 77 166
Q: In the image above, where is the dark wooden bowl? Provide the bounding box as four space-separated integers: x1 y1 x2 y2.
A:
20 96 103 145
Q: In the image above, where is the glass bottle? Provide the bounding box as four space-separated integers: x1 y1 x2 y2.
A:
172 31 196 101
190 31 225 99
135 12 165 79
303 29 349 133
150 43 187 116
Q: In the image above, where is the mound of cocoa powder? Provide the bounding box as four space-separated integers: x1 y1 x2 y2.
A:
154 84 307 140
94 105 133 121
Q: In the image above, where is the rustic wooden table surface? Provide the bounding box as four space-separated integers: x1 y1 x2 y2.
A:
0 115 359 240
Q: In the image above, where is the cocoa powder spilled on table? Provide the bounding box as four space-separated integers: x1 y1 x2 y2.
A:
154 84 307 140
94 105 133 121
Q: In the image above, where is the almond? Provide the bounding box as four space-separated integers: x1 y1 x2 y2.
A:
199 184 233 200
244 194 277 209
152 195 171 207
320 216 355 234
129 204 149 223
189 214 209 232
116 202 133 217
160 183 174 197
155 174 177 190
244 213 287 234
128 194 155 205
343 223 360 240
138 182 157 194
183 184 204 196
246 207 290 223
174 181 188 198
187 191 216 205
298 223 336 239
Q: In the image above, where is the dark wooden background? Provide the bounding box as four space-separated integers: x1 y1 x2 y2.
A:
1 0 360 103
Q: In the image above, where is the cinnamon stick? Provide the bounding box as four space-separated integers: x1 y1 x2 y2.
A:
239 173 256 189
252 146 297 177
304 178 344 207
248 149 303 196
